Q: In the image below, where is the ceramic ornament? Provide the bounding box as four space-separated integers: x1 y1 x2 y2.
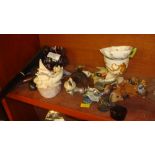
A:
34 59 63 98
100 46 137 76
64 78 77 95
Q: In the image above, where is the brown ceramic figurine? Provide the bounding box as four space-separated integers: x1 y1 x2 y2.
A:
70 67 94 88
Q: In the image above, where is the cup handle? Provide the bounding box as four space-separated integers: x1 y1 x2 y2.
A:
129 48 137 58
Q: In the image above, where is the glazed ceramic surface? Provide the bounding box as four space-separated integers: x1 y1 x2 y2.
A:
100 46 132 59
100 46 133 75
104 56 129 75
38 84 61 98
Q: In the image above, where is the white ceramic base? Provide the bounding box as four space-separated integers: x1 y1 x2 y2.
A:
38 85 61 98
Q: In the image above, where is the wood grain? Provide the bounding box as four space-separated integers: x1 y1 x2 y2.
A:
7 84 112 121
6 82 155 121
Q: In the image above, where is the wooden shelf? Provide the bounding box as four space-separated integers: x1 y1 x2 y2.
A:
5 82 155 121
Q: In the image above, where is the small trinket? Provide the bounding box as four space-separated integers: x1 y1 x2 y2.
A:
92 67 108 84
98 96 114 112
71 67 93 88
33 60 63 98
84 87 102 102
29 80 37 90
83 96 93 103
117 82 137 97
110 105 127 121
129 77 139 85
64 78 76 95
80 103 91 108
80 96 93 108
137 83 146 96
109 90 123 103
45 110 64 121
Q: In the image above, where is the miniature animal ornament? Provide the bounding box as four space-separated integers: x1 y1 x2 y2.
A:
70 67 93 88
117 77 138 98
129 77 139 85
137 80 147 97
93 67 117 85
64 78 76 95
110 89 124 103
92 67 107 84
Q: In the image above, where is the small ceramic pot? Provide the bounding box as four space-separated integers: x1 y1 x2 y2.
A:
38 84 61 98
100 46 137 75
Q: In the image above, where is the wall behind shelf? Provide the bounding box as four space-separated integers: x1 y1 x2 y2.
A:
0 34 40 90
39 34 155 78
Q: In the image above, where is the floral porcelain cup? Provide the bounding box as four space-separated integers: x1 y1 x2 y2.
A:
100 46 137 75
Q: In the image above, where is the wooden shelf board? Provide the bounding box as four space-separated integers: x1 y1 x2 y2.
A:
6 83 155 121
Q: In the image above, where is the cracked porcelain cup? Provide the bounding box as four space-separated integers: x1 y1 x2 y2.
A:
100 46 137 75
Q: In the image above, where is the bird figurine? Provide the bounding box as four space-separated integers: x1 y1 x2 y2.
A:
137 83 146 96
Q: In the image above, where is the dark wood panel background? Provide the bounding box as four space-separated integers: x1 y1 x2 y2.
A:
5 98 39 121
39 34 155 78
0 34 40 90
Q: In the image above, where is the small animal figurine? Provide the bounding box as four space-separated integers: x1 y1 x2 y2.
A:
137 83 147 96
117 81 138 97
64 78 76 95
92 67 108 84
109 89 124 103
71 67 94 88
64 78 85 95
129 77 139 85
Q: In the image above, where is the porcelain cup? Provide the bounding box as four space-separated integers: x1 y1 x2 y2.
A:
100 46 136 75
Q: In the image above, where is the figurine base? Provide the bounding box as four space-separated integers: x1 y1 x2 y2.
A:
38 85 61 98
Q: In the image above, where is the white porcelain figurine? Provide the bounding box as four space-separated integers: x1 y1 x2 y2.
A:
34 59 63 98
